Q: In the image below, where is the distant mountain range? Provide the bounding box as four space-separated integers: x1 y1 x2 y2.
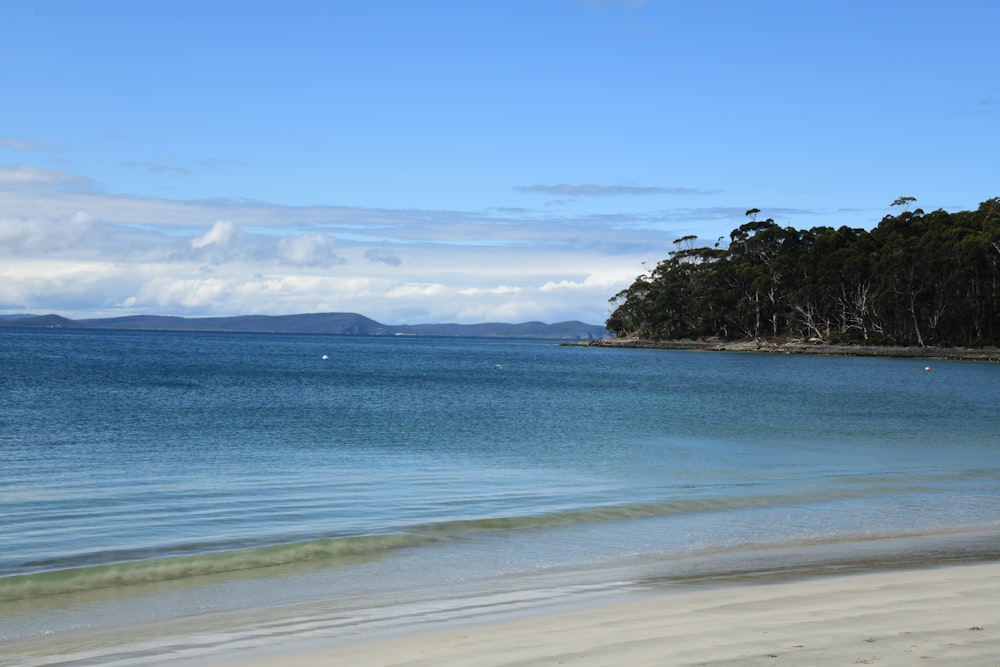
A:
0 312 610 340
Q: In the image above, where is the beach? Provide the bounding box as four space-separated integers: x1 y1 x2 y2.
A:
210 561 999 667
4 331 999 666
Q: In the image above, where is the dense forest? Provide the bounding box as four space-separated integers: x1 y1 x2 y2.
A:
606 197 1000 347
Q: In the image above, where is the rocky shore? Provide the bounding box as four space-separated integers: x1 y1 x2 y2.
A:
564 338 1000 361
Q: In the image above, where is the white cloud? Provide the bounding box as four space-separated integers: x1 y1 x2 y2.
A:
191 220 238 249
277 233 339 266
0 210 94 253
0 258 132 311
71 210 93 225
387 283 449 298
539 270 635 292
0 164 709 323
459 285 523 296
0 165 80 186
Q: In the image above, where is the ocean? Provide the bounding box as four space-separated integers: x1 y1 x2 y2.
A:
2 329 999 665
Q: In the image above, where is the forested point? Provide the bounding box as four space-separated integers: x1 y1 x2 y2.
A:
606 197 1000 347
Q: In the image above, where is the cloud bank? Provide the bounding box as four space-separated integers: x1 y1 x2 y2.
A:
0 165 748 324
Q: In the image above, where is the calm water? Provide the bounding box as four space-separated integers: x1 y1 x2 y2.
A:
2 329 999 665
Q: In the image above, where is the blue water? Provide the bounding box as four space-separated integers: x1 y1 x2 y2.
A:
2 329 999 665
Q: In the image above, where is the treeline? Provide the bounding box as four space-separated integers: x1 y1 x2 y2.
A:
606 198 1000 347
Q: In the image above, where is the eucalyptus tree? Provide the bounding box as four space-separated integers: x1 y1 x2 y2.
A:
727 216 799 338
604 198 1000 347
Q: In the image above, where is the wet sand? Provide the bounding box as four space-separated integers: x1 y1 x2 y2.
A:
206 561 999 667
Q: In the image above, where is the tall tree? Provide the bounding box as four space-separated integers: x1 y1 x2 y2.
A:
605 198 1000 347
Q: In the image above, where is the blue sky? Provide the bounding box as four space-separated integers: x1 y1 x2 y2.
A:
2 0 997 324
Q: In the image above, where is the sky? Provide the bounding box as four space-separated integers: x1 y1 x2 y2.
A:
1 0 998 325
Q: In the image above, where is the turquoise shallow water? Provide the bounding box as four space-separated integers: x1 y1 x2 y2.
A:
2 329 999 664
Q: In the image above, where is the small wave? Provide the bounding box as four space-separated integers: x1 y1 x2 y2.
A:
413 484 914 536
0 482 941 601
0 533 433 602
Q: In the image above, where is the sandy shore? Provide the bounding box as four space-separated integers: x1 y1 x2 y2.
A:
214 562 999 667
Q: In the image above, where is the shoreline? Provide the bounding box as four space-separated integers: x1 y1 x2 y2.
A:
205 559 1000 667
565 338 1000 360
10 529 996 667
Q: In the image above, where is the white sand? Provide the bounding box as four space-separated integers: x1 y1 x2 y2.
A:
222 562 1000 667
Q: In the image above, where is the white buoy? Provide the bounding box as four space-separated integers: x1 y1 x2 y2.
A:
924 366 931 372
322 355 329 361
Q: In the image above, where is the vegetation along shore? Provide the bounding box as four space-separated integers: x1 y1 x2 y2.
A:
603 198 1000 350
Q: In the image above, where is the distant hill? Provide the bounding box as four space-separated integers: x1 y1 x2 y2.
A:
0 312 609 340
78 313 392 335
